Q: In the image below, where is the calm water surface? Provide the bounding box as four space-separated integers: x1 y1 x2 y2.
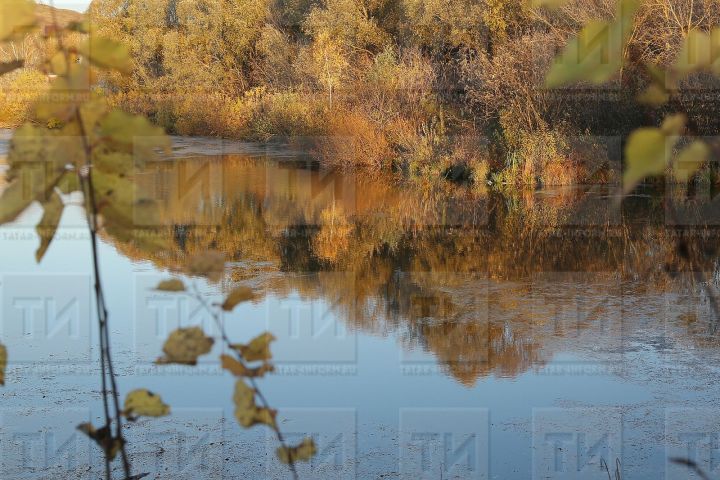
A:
1 137 720 479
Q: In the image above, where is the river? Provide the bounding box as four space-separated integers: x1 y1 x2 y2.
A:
1 136 719 479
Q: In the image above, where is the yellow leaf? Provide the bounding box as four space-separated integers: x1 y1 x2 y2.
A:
673 141 710 183
233 380 277 428
123 389 170 419
232 332 275 362
222 286 259 311
156 327 214 365
623 128 675 193
277 438 317 464
35 189 64 263
77 37 132 74
220 354 274 377
156 279 186 292
0 0 36 41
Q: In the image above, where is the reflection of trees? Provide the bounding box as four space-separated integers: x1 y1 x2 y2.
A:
102 155 720 386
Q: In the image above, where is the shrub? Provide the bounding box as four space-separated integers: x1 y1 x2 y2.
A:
316 109 393 170
0 69 48 128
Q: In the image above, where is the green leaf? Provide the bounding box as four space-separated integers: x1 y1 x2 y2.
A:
220 354 274 378
79 99 109 145
156 279 186 292
674 29 711 77
156 327 214 365
98 110 169 160
57 173 80 194
637 84 669 106
4 127 81 198
660 113 687 136
545 0 638 88
277 438 317 464
35 64 92 121
77 37 132 74
0 180 36 226
0 60 24 76
188 250 225 282
0 0 36 41
92 170 162 230
232 332 275 362
0 344 7 385
77 423 124 460
673 141 710 183
0 164 66 226
233 380 277 428
623 127 677 193
123 389 170 419
222 286 259 311
546 21 613 88
35 189 65 263
48 53 67 76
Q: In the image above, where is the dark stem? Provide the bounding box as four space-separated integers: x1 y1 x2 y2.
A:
48 1 131 477
77 115 133 478
79 172 112 480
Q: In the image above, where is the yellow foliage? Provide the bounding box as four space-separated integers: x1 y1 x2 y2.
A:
0 68 47 127
313 205 353 262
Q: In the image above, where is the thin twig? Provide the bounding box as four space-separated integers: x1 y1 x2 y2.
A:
48 2 131 476
188 283 300 480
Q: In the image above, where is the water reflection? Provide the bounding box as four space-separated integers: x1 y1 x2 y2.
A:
98 152 720 387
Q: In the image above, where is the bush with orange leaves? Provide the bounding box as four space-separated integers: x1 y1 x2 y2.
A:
315 109 394 170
